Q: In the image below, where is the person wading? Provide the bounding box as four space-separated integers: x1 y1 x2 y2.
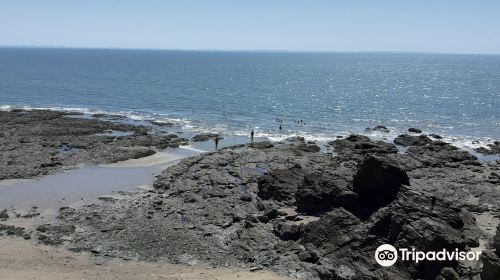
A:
251 130 254 141
214 136 219 150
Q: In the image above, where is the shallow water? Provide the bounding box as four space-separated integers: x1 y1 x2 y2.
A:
94 130 135 137
0 146 201 209
0 166 159 209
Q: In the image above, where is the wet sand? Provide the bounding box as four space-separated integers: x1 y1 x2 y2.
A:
0 238 289 280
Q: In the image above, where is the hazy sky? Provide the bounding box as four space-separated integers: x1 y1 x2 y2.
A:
1 0 499 53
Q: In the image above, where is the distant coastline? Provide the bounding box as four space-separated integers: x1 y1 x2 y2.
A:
1 45 499 56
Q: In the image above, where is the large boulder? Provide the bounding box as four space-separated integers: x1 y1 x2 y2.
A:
394 134 432 146
474 141 500 155
406 141 479 167
429 133 443 139
329 134 398 157
365 125 390 133
351 156 409 218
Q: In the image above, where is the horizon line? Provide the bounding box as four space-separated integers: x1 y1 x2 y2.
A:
0 45 499 56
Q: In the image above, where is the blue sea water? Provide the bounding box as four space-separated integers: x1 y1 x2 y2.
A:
0 48 499 147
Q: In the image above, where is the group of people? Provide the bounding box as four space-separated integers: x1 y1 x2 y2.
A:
211 117 306 150
277 118 306 131
276 118 283 131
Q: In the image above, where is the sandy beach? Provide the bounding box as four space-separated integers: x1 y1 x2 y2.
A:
0 238 288 280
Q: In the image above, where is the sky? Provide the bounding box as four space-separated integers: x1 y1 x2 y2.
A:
1 0 499 54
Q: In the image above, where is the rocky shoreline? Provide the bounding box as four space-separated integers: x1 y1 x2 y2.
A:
0 109 188 180
1 109 499 279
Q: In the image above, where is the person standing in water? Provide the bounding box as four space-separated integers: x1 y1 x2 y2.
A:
279 124 282 131
250 130 254 141
214 136 219 150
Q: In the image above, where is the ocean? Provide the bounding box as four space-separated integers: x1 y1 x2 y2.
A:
0 47 499 148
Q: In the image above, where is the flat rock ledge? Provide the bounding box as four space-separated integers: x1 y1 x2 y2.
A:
0 109 188 180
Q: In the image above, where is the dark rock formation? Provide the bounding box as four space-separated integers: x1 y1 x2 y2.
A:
192 133 219 142
405 141 480 167
474 141 500 155
481 224 500 280
248 141 274 149
91 113 126 121
329 134 398 159
435 267 460 280
0 209 8 220
295 176 342 215
481 250 500 280
408 127 422 133
429 133 443 139
294 143 321 153
351 156 409 218
148 120 174 127
0 109 187 179
394 134 432 146
12 131 497 280
258 165 305 203
36 224 76 245
365 125 390 133
0 224 30 239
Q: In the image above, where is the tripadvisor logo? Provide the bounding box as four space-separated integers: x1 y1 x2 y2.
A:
374 244 481 267
375 244 398 267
